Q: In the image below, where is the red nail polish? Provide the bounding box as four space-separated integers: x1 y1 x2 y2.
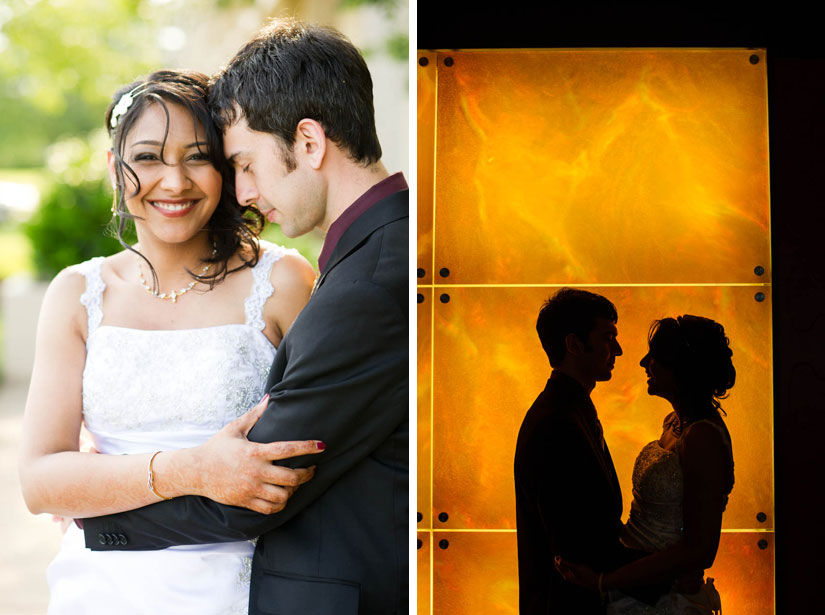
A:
315 441 326 450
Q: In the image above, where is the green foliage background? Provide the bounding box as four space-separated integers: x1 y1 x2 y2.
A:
23 180 124 280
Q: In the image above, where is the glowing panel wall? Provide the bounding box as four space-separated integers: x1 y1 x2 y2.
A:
418 49 774 614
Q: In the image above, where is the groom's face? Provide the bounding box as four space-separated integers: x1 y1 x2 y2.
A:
582 318 622 382
224 116 325 238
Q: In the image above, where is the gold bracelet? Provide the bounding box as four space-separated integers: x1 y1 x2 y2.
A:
147 451 172 501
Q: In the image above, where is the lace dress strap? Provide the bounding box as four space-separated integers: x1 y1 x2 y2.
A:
243 243 297 331
74 256 107 338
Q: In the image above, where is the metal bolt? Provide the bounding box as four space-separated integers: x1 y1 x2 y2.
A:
750 54 760 65
440 293 450 304
417 268 425 278
419 57 429 67
439 268 450 278
417 539 423 549
758 539 768 550
756 512 767 523
438 539 449 550
754 266 765 276
444 57 454 67
438 512 449 523
417 293 424 304
417 512 423 522
755 292 765 302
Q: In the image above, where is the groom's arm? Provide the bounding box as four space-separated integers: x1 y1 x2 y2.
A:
82 279 407 550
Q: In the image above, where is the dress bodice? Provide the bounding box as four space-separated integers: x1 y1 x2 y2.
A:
75 244 292 455
622 414 734 554
622 441 684 552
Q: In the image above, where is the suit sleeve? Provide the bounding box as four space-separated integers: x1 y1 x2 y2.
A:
528 418 621 569
82 280 407 550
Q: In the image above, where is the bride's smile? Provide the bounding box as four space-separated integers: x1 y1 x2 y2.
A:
111 101 222 247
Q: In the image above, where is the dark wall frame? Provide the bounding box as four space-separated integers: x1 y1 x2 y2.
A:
418 4 825 612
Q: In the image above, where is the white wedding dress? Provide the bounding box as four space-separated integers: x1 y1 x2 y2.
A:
607 414 733 615
46 243 295 615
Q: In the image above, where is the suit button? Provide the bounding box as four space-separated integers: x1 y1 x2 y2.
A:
98 533 106 545
118 534 128 545
105 534 114 545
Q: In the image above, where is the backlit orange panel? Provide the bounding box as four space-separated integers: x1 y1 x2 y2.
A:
432 286 772 530
419 47 774 615
418 533 431 615
433 532 518 615
707 532 775 614
417 51 436 283
434 49 770 285
418 289 432 528
430 531 772 614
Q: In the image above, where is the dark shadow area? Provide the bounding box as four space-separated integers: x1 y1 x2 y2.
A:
419 4 825 611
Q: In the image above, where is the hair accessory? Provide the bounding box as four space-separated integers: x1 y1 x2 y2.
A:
147 451 172 500
110 84 149 129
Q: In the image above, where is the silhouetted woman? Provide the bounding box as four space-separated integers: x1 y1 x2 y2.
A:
558 315 734 614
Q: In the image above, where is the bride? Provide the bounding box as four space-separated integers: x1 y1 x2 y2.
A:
18 70 323 613
557 315 735 614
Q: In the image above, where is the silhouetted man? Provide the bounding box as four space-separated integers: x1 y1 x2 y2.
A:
514 288 624 614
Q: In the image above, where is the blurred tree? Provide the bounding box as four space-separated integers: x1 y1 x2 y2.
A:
0 0 163 168
23 178 123 280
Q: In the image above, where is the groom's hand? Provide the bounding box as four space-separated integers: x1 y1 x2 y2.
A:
168 394 325 514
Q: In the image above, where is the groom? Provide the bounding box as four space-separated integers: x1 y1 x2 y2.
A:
82 20 408 615
514 288 625 614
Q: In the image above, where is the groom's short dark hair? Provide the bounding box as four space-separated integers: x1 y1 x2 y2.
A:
209 18 382 168
537 288 618 367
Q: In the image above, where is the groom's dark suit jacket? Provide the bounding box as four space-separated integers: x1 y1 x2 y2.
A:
514 370 625 615
83 190 409 615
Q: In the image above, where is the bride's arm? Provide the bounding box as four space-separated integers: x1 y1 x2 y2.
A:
19 268 163 518
18 268 320 518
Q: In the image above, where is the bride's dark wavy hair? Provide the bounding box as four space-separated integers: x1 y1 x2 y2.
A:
105 69 264 291
647 315 736 420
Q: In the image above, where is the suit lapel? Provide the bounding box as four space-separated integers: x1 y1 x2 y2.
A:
577 400 623 515
314 190 408 293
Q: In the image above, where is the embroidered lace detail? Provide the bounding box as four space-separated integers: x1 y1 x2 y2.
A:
244 243 298 332
237 554 253 589
227 556 253 615
83 325 275 435
622 441 684 553
75 257 106 337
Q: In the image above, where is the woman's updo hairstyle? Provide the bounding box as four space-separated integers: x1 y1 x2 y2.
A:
106 69 264 291
647 315 736 419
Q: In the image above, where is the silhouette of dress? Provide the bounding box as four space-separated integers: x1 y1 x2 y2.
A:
607 413 732 615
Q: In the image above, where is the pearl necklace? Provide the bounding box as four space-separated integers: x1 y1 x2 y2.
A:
137 247 217 304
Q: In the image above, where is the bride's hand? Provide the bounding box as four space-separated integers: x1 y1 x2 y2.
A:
186 394 325 514
554 556 599 591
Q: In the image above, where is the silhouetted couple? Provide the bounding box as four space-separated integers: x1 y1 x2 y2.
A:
515 288 733 614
